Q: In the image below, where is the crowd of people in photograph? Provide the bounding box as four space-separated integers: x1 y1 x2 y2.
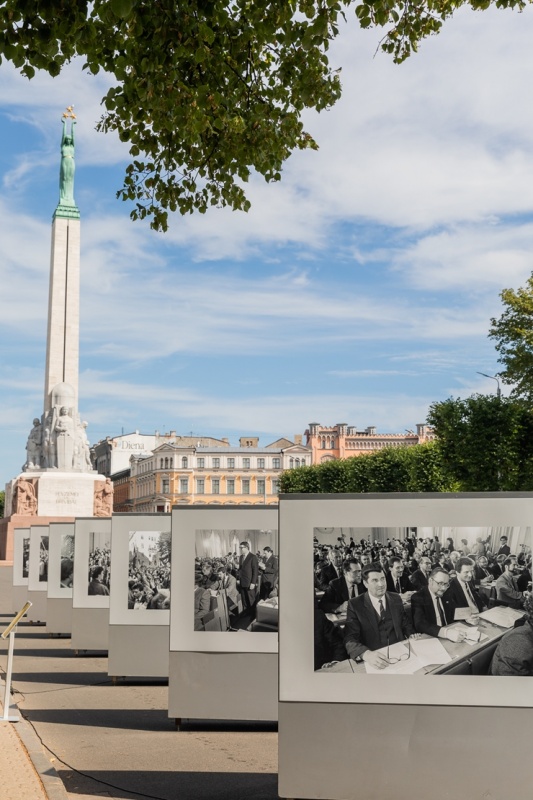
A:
88 547 111 595
194 542 279 631
128 554 171 610
39 538 49 582
314 531 533 676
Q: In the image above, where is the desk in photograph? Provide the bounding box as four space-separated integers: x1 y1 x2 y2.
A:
319 616 520 675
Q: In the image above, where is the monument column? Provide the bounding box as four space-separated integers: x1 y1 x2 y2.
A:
1 108 112 561
44 108 80 416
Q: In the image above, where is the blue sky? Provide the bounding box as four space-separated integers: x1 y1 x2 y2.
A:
2 7 533 486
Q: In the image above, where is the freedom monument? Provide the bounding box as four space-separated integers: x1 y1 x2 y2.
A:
1 109 112 560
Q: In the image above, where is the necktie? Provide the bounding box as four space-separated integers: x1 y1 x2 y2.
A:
465 582 477 609
350 585 355 599
396 580 401 594
379 599 385 621
437 597 446 626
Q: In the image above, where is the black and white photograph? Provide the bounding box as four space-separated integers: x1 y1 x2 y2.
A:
22 536 30 579
39 534 49 583
60 532 75 588
128 530 171 610
314 526 532 677
88 530 111 596
194 529 279 632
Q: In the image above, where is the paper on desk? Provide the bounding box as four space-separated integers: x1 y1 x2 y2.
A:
410 637 452 666
453 607 476 621
478 606 525 628
364 642 426 675
453 625 487 645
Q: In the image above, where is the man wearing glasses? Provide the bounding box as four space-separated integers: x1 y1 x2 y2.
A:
411 568 468 642
343 563 419 670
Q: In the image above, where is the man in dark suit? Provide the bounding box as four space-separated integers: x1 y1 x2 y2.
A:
259 546 278 599
320 559 366 613
473 555 493 588
386 557 413 595
495 558 525 609
411 568 467 642
343 563 418 669
237 541 259 611
318 549 343 590
497 536 511 557
409 556 432 591
444 557 487 618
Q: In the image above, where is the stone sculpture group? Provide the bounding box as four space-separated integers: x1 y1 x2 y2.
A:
24 407 93 473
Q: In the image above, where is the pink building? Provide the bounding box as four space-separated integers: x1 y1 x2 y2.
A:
305 422 436 465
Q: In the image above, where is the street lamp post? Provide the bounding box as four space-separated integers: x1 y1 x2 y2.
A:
476 371 502 491
476 371 501 398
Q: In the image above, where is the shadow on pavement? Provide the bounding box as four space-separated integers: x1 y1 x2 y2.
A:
57 769 279 800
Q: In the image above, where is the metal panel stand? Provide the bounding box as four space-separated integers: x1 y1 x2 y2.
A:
278 702 532 800
46 597 72 636
71 607 109 652
108 625 169 679
168 651 278 722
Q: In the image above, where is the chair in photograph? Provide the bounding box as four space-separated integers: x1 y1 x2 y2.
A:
470 643 499 676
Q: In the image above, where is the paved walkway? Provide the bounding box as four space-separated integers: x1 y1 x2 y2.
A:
0 566 278 800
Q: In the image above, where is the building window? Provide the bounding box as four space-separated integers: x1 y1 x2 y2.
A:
242 479 250 494
272 479 279 495
212 478 220 494
197 457 205 468
257 479 265 495
162 478 169 493
227 457 235 468
196 479 205 494
182 456 188 468
290 458 294 468
273 457 281 469
243 457 250 469
165 457 169 468
257 458 265 469
295 458 300 467
179 478 188 494
213 457 220 468
227 479 235 494
160 459 164 468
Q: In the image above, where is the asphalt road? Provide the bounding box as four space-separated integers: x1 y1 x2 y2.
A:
0 567 278 800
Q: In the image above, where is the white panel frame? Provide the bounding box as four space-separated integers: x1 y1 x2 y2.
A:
279 492 533 708
170 506 278 654
12 528 31 587
28 525 50 591
47 522 75 600
110 513 171 626
72 517 112 609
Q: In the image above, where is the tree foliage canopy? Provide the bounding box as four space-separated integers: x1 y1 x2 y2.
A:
428 394 533 491
489 272 533 401
279 441 455 493
1 0 528 229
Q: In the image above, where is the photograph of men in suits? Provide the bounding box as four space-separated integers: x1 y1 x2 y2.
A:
343 563 419 670
320 558 366 613
238 541 259 611
318 549 343 590
445 557 487 618
259 546 278 600
409 556 432 592
495 558 526 609
497 536 511 556
411 568 467 642
386 557 414 597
